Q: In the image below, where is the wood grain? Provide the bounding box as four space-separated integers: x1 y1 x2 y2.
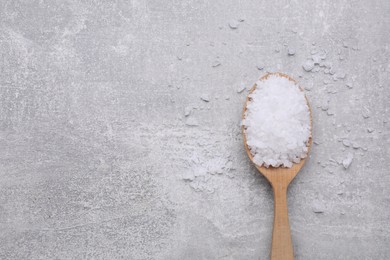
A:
242 72 312 260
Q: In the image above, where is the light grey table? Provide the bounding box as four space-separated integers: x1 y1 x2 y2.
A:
1 1 389 259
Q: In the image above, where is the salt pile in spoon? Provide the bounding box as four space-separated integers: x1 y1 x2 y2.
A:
242 74 311 168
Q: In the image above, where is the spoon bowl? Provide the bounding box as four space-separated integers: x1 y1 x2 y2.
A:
242 72 312 260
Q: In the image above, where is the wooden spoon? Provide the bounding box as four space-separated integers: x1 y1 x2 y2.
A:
242 72 312 260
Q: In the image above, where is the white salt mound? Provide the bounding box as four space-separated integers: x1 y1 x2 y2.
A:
242 75 311 168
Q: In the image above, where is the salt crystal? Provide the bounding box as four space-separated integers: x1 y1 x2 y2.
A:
228 20 239 29
323 79 330 85
242 75 311 168
303 60 315 71
237 84 246 93
212 61 221 67
184 107 192 117
312 201 325 213
342 139 351 147
287 48 296 56
336 72 346 79
342 153 353 169
362 107 370 118
321 100 329 111
182 171 195 181
256 64 264 70
312 55 322 64
201 95 210 102
185 118 199 126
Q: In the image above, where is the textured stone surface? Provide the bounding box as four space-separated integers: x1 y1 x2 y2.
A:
0 1 389 259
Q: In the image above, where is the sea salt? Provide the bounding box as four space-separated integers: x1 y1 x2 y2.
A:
256 64 264 70
242 75 311 168
184 107 192 117
287 48 296 56
228 20 239 29
212 61 221 67
237 83 246 93
200 95 210 102
303 60 315 72
342 153 353 169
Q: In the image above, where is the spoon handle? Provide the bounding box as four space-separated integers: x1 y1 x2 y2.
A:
271 184 294 260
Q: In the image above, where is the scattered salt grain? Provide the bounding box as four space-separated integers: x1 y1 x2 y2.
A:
326 110 334 116
312 201 325 213
342 153 353 169
287 48 296 56
323 79 330 85
212 61 221 67
321 100 329 111
362 107 370 118
303 60 315 72
200 95 210 102
182 171 195 181
335 72 346 79
342 139 351 147
256 64 264 70
242 75 311 168
304 84 313 91
228 20 239 29
185 117 199 126
237 84 246 93
184 107 192 117
312 55 322 64
352 143 360 149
